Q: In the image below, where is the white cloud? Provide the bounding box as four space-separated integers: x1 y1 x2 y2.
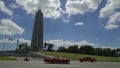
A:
99 0 120 18
0 0 13 16
74 22 84 26
0 19 24 36
16 0 62 19
10 3 18 8
18 38 31 46
0 38 16 44
45 40 95 48
105 12 120 30
63 18 70 23
99 46 120 49
104 24 119 30
99 0 120 30
0 38 31 46
61 10 70 23
65 0 101 15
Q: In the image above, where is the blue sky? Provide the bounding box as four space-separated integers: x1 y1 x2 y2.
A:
0 0 120 50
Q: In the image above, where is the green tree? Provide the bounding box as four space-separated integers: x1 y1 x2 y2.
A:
95 48 103 56
67 45 79 53
47 43 54 51
111 49 116 57
57 47 67 52
44 42 47 49
102 48 112 56
79 45 95 55
19 43 31 52
43 42 54 51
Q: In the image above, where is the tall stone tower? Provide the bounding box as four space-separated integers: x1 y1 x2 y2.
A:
31 10 43 51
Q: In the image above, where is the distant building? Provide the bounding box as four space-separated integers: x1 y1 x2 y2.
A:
31 10 43 51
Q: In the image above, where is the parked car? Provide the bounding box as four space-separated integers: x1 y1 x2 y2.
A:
79 57 96 62
44 57 70 64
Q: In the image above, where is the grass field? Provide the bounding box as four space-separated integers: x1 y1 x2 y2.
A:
39 51 120 62
0 56 15 60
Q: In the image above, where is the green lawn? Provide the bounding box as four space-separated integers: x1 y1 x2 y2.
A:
0 56 15 60
39 51 120 62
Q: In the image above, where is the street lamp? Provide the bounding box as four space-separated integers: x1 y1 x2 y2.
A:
1 27 7 56
15 39 19 60
63 40 65 47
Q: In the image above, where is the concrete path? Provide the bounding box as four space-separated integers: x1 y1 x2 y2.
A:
0 60 120 68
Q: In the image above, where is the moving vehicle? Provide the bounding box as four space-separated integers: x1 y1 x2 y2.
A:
79 57 96 62
44 57 70 64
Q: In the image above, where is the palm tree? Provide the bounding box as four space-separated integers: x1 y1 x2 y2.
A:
43 42 54 51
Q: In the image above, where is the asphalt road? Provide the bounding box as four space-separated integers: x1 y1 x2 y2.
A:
0 61 120 68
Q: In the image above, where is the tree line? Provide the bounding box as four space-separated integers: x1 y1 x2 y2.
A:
17 42 120 57
43 42 120 57
57 45 120 57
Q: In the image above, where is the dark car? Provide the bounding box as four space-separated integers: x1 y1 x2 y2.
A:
44 57 70 64
79 57 96 62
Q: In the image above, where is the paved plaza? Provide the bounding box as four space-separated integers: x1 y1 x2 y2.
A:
0 60 120 68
